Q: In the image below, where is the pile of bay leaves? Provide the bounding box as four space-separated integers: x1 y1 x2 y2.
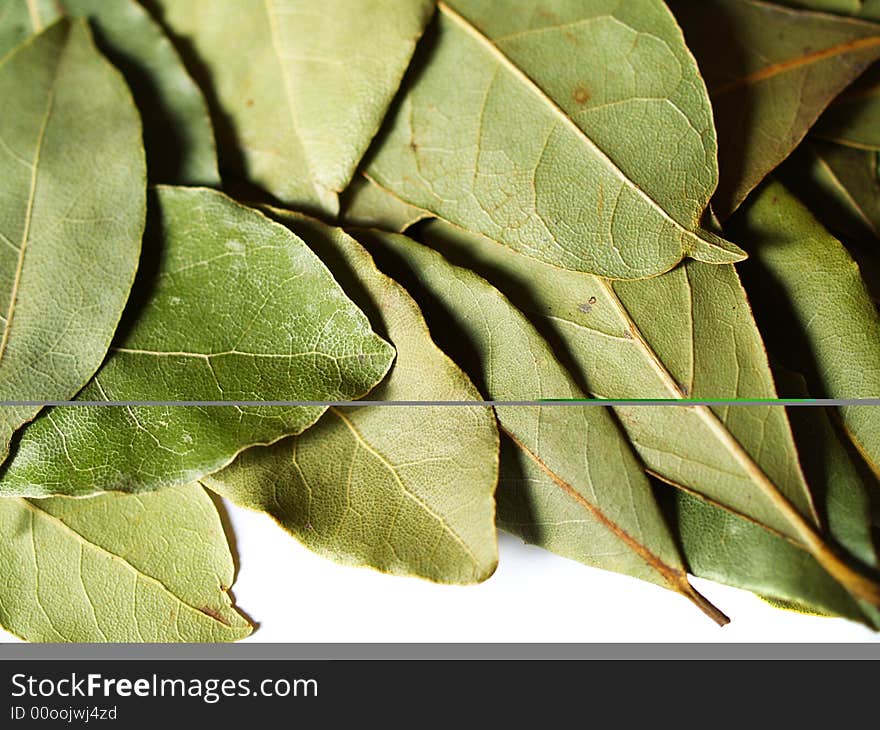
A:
1 0 880 642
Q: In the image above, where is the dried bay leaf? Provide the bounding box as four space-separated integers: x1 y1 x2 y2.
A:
145 0 435 215
415 220 809 530
0 20 144 463
670 0 880 219
734 181 880 478
206 213 499 584
0 484 251 642
358 229 728 624
662 371 879 627
814 64 880 150
781 140 880 241
0 187 394 498
409 214 880 605
770 1 880 150
662 486 874 626
2 0 220 185
365 0 744 280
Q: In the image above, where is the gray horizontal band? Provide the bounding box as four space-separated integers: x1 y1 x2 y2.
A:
0 399 876 407
0 643 877 659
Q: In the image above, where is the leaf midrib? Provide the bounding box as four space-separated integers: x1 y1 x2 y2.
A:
0 80 56 367
809 143 880 237
26 0 42 32
521 273 822 536
711 35 880 98
263 0 327 202
330 406 484 574
436 1 710 238
502 428 682 582
16 497 241 632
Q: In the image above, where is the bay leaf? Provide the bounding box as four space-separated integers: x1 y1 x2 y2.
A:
0 484 251 642
669 0 880 219
2 0 220 185
364 0 745 280
340 174 430 233
661 368 879 627
206 212 499 585
780 139 880 241
410 214 880 605
357 228 729 624
145 0 435 215
0 19 144 462
768 1 880 151
733 180 880 479
0 186 394 498
814 64 880 150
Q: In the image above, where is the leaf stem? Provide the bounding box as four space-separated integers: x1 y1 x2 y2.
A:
677 580 730 627
502 426 729 626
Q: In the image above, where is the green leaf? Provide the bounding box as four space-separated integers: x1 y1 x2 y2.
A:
0 484 251 642
661 370 879 627
781 140 880 241
359 228 729 624
0 187 394 498
340 175 430 233
670 0 880 219
2 0 220 185
0 19 144 462
814 64 880 150
145 0 435 215
364 0 744 280
205 213 499 585
733 180 880 479
412 214 880 606
769 2 880 151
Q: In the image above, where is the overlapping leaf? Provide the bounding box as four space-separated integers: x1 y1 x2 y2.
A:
0 484 251 642
734 181 880 477
145 0 435 215
206 213 499 584
407 210 880 605
782 140 880 241
0 20 144 464
815 64 880 150
772 0 880 150
365 0 745 280
670 0 880 219
358 228 728 623
0 187 394 498
2 0 220 185
661 368 879 626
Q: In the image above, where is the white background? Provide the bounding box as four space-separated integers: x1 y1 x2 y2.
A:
3 498 877 644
